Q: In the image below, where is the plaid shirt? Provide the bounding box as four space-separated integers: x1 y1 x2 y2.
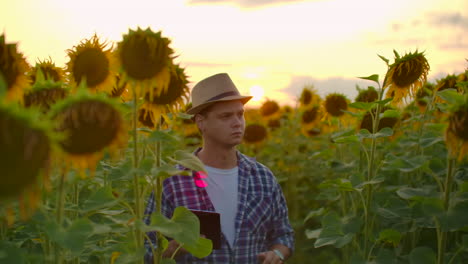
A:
144 150 294 263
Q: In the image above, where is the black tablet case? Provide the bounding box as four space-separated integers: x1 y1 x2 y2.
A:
190 209 221 249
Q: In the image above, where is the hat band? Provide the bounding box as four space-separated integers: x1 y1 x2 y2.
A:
206 91 240 102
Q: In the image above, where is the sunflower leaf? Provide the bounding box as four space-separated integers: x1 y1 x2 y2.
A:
168 150 206 173
437 89 464 106
377 54 390 65
393 49 400 59
348 102 376 111
358 74 379 84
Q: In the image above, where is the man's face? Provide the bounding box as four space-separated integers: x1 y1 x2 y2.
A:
197 100 245 148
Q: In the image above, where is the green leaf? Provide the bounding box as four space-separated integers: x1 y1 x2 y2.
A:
147 130 179 143
152 164 186 179
409 247 436 264
333 135 359 144
61 218 94 255
305 228 321 239
0 241 27 264
183 237 213 259
378 54 390 65
167 151 206 173
393 49 400 59
146 207 200 246
374 127 393 138
358 74 379 84
374 98 393 105
314 212 354 248
304 208 325 223
378 229 402 247
161 259 177 264
81 187 119 214
0 72 6 99
437 89 464 105
348 102 376 111
397 187 433 200
381 109 400 118
376 248 398 264
177 112 193 120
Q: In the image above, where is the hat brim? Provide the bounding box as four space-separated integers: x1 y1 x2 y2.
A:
186 95 252 115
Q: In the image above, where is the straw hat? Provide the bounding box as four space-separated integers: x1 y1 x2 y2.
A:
186 73 252 115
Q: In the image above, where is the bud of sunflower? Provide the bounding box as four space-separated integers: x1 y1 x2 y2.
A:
244 123 267 144
355 86 378 103
116 28 174 99
384 50 430 104
29 58 64 84
0 34 30 102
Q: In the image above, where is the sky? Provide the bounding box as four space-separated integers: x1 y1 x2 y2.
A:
1 0 467 107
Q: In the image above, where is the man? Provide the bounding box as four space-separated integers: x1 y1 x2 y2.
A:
145 73 294 263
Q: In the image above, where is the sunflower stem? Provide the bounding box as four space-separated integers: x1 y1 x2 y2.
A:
438 157 456 264
131 87 144 258
154 118 163 264
55 167 67 264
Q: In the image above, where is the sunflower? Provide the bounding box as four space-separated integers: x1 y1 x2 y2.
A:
66 34 117 93
28 58 64 84
244 123 267 144
0 102 54 219
260 99 280 118
355 86 378 103
324 93 348 118
138 64 189 128
384 50 429 105
116 27 174 100
23 80 69 113
445 97 468 161
299 85 321 107
267 118 281 130
50 92 127 176
0 34 30 102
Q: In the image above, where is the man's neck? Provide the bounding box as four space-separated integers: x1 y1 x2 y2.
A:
197 144 238 169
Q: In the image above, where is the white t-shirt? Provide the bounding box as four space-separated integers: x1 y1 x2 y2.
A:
204 165 239 247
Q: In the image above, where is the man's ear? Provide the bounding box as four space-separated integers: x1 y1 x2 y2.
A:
195 114 204 130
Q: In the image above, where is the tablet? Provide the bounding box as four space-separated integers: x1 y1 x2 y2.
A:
190 209 221 249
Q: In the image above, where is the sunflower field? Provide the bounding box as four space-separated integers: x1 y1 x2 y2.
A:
1 28 467 264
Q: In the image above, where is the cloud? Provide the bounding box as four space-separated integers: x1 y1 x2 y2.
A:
187 0 313 8
429 12 468 28
280 75 376 102
182 61 232 67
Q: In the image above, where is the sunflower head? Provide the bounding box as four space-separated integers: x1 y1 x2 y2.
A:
117 27 174 99
446 96 468 161
139 64 190 127
50 92 127 175
66 34 116 93
384 50 430 104
0 103 54 219
355 86 378 103
29 58 64 84
267 118 281 130
301 105 320 124
23 80 69 113
299 86 321 107
0 34 30 102
260 99 280 117
324 93 348 117
244 123 267 144
360 107 399 133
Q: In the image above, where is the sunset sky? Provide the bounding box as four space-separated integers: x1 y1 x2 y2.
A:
1 0 467 107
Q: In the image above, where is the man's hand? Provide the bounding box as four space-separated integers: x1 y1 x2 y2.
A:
257 251 283 264
162 240 188 259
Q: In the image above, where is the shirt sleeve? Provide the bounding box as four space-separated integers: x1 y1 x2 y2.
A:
267 177 295 254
